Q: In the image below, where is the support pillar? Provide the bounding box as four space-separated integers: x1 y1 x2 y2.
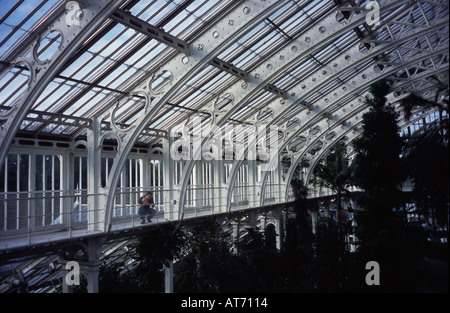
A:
231 221 240 245
86 262 100 293
248 160 258 208
261 209 282 251
61 151 75 228
162 137 175 220
195 161 203 209
86 237 102 293
274 217 281 251
308 209 318 235
139 154 149 191
86 118 105 232
212 158 224 212
164 259 174 293
60 237 103 293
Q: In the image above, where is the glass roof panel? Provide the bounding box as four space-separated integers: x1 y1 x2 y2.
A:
0 0 446 146
0 67 29 107
0 0 63 58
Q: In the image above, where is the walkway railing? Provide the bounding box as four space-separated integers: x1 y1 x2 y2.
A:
1 180 306 251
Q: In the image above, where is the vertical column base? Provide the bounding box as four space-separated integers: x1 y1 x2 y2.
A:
165 259 174 293
86 261 101 293
85 237 103 293
308 209 318 235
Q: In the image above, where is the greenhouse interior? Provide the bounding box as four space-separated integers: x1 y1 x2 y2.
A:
0 0 448 295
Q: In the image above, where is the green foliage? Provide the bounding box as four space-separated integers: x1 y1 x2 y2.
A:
403 113 449 233
352 79 406 222
312 141 352 197
290 175 309 211
174 221 244 292
132 223 184 292
235 226 285 292
93 100 448 293
98 262 140 293
398 71 448 121
314 216 341 291
351 80 412 286
346 79 448 292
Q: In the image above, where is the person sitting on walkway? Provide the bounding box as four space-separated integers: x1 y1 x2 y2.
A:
138 191 156 224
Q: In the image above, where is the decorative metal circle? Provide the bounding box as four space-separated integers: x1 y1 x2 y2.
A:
149 70 173 95
214 93 234 112
33 30 63 64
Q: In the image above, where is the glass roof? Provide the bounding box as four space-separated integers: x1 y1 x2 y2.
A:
0 0 448 294
0 0 448 148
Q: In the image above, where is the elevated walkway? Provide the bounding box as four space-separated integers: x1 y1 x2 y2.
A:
0 200 294 254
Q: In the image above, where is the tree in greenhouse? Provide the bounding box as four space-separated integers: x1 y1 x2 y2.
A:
312 140 353 226
403 120 449 236
131 223 184 292
285 175 316 291
398 73 449 238
289 171 350 291
397 72 448 122
352 79 406 229
311 140 353 290
234 225 285 292
350 79 432 291
174 221 245 292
